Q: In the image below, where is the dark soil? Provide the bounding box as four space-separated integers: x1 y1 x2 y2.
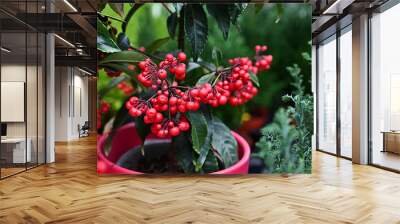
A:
116 139 183 174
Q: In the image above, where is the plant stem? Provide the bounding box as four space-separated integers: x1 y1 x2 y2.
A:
178 6 185 51
162 3 173 14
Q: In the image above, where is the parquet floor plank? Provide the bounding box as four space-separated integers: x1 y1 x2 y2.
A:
0 135 399 223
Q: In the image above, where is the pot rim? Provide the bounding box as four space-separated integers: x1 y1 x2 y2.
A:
97 122 250 174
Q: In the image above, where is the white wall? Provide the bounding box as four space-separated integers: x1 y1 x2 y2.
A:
54 67 89 141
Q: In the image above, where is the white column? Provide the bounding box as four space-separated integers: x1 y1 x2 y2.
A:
46 32 55 163
352 14 369 164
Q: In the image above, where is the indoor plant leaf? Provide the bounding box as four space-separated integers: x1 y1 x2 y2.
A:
108 3 124 17
174 132 195 173
99 74 130 99
146 37 171 53
99 50 145 65
211 47 223 67
186 110 208 154
97 18 120 53
117 33 131 50
122 3 143 32
228 3 247 25
184 4 208 61
249 71 260 87
195 128 212 172
206 4 231 40
167 12 178 39
196 72 215 85
208 116 238 168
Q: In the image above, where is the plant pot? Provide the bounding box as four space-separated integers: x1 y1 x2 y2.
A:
97 123 250 174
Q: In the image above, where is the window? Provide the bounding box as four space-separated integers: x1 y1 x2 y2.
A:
339 26 352 158
370 3 400 171
317 35 337 154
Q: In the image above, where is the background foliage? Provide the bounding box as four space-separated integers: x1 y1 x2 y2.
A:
98 3 311 130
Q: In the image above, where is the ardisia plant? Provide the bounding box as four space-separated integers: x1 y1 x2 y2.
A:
126 48 272 139
97 3 273 173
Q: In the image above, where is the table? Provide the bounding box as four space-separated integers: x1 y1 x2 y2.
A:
382 131 400 154
1 138 31 163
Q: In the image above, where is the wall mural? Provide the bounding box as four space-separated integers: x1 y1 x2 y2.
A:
97 3 312 175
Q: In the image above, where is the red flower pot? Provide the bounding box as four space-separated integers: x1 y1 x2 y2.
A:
97 123 250 174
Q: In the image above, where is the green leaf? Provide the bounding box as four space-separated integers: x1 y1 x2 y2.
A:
99 50 145 65
229 4 247 25
146 37 170 54
249 71 260 87
196 73 215 86
186 111 208 154
211 47 223 67
202 150 220 173
206 4 231 40
186 62 201 73
117 33 131 50
275 4 284 24
101 63 136 76
167 12 178 39
195 131 212 172
184 4 208 61
195 61 216 72
109 3 124 17
99 74 129 99
123 3 143 32
174 132 195 173
97 18 120 53
255 4 264 14
135 116 150 143
208 116 238 168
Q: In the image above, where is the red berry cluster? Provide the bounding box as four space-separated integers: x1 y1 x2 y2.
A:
126 47 272 138
137 52 187 89
117 81 134 96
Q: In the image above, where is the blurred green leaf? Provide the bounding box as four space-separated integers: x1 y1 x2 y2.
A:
123 3 143 32
207 4 231 40
167 12 178 39
99 74 129 99
229 3 247 25
109 3 124 17
255 4 264 14
249 71 260 87
211 47 223 67
146 37 171 53
184 4 208 61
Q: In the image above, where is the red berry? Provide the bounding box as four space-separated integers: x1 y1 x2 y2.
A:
169 127 180 136
146 108 157 118
158 69 167 79
177 52 187 62
174 65 186 77
165 53 174 61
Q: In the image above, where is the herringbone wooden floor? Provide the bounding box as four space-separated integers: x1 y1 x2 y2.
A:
0 135 400 224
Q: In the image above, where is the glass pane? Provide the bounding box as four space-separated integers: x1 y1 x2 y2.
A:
339 28 352 158
371 4 400 171
1 29 27 177
27 31 38 169
38 32 45 165
317 36 337 154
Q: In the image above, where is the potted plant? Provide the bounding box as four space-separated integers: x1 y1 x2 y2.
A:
97 3 273 174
